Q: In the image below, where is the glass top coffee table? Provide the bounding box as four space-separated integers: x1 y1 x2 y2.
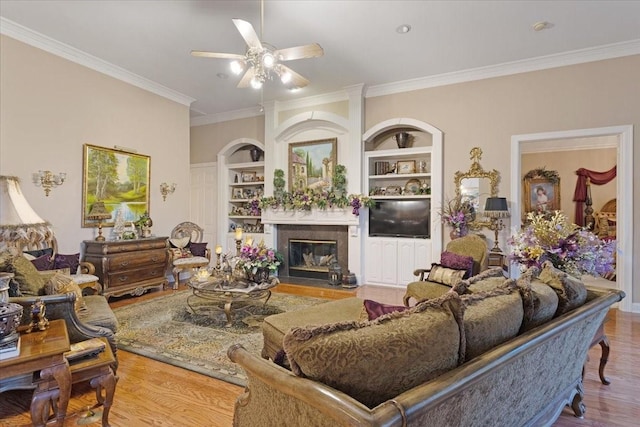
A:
186 275 279 327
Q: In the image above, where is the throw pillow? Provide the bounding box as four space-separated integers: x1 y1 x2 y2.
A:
30 254 54 271
169 237 190 249
362 299 408 321
44 272 88 313
283 292 465 409
8 255 48 296
538 261 587 316
53 253 80 275
23 248 54 259
440 251 474 279
460 282 523 361
427 263 466 287
514 266 558 332
189 242 208 258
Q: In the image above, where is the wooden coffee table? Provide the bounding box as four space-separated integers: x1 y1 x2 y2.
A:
186 276 278 327
0 319 71 427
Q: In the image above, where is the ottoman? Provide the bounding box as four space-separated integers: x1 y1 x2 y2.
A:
261 297 365 362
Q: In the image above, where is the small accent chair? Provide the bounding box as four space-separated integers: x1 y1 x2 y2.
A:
403 234 489 306
170 221 211 288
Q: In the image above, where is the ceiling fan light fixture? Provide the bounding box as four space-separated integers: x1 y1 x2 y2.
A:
262 52 276 68
280 70 292 84
230 60 245 75
250 76 263 89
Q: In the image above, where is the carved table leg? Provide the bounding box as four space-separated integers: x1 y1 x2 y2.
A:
598 336 611 385
31 361 71 427
90 368 118 427
224 301 233 327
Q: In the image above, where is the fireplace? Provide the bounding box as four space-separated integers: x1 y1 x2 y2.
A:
277 224 348 284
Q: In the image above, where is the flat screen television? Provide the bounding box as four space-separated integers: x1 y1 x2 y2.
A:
368 199 430 238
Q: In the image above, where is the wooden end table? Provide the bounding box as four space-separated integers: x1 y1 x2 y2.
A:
0 319 72 427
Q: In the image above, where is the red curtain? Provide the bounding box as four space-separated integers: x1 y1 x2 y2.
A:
573 166 616 226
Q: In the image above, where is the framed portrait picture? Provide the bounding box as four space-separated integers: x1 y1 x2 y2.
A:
82 144 150 227
241 171 256 183
524 176 561 214
232 188 244 199
288 138 337 191
397 160 416 174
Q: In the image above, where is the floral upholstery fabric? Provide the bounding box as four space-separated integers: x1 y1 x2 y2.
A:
283 292 465 409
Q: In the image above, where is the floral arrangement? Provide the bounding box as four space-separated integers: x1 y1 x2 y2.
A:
259 166 375 216
438 196 475 235
237 240 284 276
508 211 616 278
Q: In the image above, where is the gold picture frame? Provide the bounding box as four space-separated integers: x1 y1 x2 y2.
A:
82 144 150 227
241 171 257 183
288 138 337 191
397 160 416 174
524 177 561 215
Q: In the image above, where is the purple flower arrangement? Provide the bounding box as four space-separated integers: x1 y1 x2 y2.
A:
508 211 616 278
238 241 284 275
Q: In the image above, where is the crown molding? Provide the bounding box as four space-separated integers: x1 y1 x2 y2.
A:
366 39 640 98
190 105 263 127
1 17 195 107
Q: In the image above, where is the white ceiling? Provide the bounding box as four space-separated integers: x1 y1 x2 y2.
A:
1 1 639 123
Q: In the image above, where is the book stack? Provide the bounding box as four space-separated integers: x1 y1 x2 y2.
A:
0 335 21 359
374 161 390 175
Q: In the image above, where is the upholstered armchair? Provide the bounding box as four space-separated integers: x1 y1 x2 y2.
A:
169 221 211 288
403 234 489 306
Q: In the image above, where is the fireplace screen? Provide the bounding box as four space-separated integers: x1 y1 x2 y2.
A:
288 239 337 280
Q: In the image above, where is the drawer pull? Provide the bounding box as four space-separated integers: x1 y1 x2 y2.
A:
119 261 130 267
149 270 158 275
118 276 128 282
151 256 159 262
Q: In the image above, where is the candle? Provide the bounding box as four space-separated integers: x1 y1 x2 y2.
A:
235 227 243 241
215 244 222 255
245 237 253 247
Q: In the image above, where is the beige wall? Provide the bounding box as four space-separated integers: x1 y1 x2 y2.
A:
522 147 617 223
190 116 265 164
0 36 192 252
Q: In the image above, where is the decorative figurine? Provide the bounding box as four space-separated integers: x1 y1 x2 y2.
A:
26 298 49 332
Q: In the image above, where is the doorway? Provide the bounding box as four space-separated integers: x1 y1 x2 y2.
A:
510 125 633 312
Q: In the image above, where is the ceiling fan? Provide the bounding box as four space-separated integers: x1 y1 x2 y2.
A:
191 2 323 90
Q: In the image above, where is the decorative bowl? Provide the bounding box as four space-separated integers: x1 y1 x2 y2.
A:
0 302 23 340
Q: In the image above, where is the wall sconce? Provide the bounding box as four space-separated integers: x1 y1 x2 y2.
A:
484 197 510 253
160 182 176 201
34 170 66 196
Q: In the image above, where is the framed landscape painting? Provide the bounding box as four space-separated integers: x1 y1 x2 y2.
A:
288 138 337 191
82 144 150 227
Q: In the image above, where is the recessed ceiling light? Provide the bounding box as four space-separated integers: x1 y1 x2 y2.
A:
532 21 552 31
216 72 229 79
396 24 411 34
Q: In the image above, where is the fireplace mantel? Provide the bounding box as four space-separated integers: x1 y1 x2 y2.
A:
262 207 360 226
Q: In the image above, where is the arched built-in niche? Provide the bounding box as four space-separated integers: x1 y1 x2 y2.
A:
511 125 634 312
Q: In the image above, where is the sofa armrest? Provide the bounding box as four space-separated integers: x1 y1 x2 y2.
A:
227 344 402 426
78 261 95 275
413 268 432 281
10 292 117 369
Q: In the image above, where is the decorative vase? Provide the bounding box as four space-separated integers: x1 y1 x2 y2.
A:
0 302 23 349
249 147 263 162
393 132 411 149
449 226 469 240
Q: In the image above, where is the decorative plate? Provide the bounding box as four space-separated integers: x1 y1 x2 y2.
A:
404 179 421 195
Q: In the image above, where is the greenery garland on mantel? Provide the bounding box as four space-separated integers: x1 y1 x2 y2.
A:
523 167 560 184
259 166 374 216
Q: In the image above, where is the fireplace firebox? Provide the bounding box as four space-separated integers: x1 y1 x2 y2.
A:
289 239 337 280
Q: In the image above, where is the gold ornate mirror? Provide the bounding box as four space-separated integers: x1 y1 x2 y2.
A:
454 147 500 230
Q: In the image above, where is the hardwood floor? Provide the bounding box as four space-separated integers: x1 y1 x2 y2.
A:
1 283 638 426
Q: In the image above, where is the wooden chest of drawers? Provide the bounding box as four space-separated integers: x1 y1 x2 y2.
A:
82 237 169 299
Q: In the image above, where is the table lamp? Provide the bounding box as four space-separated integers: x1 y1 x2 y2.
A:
484 197 510 252
87 201 112 241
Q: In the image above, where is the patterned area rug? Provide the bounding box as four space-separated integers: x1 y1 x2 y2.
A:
113 290 327 386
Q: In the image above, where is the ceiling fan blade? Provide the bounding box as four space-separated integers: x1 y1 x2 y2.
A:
237 67 256 88
191 51 245 60
275 43 324 61
280 65 309 88
232 19 262 50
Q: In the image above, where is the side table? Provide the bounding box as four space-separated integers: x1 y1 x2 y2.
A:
0 319 72 427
